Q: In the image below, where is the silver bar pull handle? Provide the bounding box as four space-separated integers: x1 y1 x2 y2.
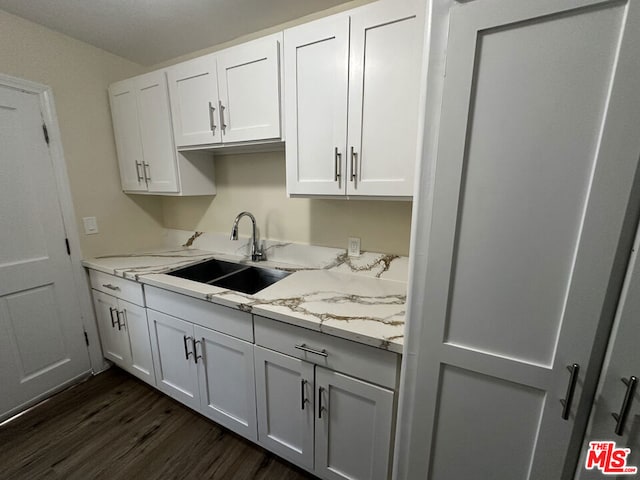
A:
135 161 144 182
208 102 216 134
192 338 202 364
115 310 124 331
334 147 342 182
612 376 637 436
301 379 308 410
109 307 118 328
219 100 227 133
143 162 151 182
560 363 580 420
295 343 328 358
183 335 193 361
350 146 357 182
318 386 325 419
102 284 120 291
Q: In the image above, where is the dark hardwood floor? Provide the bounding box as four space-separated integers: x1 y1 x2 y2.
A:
0 368 315 480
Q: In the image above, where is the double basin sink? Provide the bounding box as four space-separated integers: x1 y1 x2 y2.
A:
167 258 290 295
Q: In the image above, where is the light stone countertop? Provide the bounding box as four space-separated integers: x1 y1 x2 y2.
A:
83 244 407 353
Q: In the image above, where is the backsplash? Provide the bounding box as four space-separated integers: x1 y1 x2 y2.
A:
161 151 413 256
163 229 409 282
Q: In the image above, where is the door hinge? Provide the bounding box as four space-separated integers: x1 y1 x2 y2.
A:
83 330 90 346
65 238 71 255
42 123 50 145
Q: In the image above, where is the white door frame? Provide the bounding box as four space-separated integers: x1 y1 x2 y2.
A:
0 73 105 374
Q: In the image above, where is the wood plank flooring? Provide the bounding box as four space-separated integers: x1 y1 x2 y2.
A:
0 368 315 480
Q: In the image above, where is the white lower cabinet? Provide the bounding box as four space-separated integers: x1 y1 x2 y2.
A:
315 367 394 480
254 345 395 480
148 309 200 409
92 290 155 385
254 346 315 469
147 308 257 440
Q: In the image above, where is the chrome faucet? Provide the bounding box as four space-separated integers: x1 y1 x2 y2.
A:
230 211 265 261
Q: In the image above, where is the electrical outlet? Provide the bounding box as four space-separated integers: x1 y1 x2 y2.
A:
82 216 99 235
348 237 361 257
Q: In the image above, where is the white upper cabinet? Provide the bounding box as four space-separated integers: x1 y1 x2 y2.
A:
167 54 222 147
108 80 146 192
217 33 282 143
167 33 283 148
135 71 179 193
108 70 216 196
284 14 349 196
285 2 423 198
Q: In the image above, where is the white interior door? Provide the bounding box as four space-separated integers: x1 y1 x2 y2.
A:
346 1 422 197
254 346 315 470
315 367 394 480
400 0 640 478
284 14 349 196
148 309 199 410
195 325 257 441
216 33 282 143
167 55 222 147
576 224 640 479
0 85 90 420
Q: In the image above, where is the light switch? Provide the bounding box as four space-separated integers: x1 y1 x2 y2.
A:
82 216 99 235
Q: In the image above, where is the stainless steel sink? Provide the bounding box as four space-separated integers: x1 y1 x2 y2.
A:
167 258 290 295
167 258 246 284
211 266 290 295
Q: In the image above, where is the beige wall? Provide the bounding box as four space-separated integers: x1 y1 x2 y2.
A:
163 152 413 256
0 10 165 258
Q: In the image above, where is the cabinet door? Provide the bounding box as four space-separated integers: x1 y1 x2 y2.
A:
167 55 222 147
147 310 199 410
315 367 394 480
194 325 257 441
216 33 282 143
254 346 315 470
108 80 146 192
577 225 640 479
92 290 130 367
134 71 179 193
346 2 422 196
284 14 349 196
119 300 155 386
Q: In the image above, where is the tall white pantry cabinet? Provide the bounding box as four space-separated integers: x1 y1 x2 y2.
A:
397 0 640 479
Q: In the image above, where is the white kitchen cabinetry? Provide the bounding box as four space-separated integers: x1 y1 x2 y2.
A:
89 272 155 386
146 286 257 441
285 2 423 197
109 71 215 195
167 33 282 149
254 316 397 480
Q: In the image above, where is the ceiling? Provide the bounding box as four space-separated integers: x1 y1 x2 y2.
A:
0 0 353 65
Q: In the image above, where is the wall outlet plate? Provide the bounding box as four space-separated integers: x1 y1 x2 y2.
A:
348 237 361 257
82 216 99 235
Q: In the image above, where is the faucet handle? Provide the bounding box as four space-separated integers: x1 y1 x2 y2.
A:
252 246 266 262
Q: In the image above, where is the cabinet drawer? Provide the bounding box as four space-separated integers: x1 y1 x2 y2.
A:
254 316 399 389
89 270 144 306
145 285 253 342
